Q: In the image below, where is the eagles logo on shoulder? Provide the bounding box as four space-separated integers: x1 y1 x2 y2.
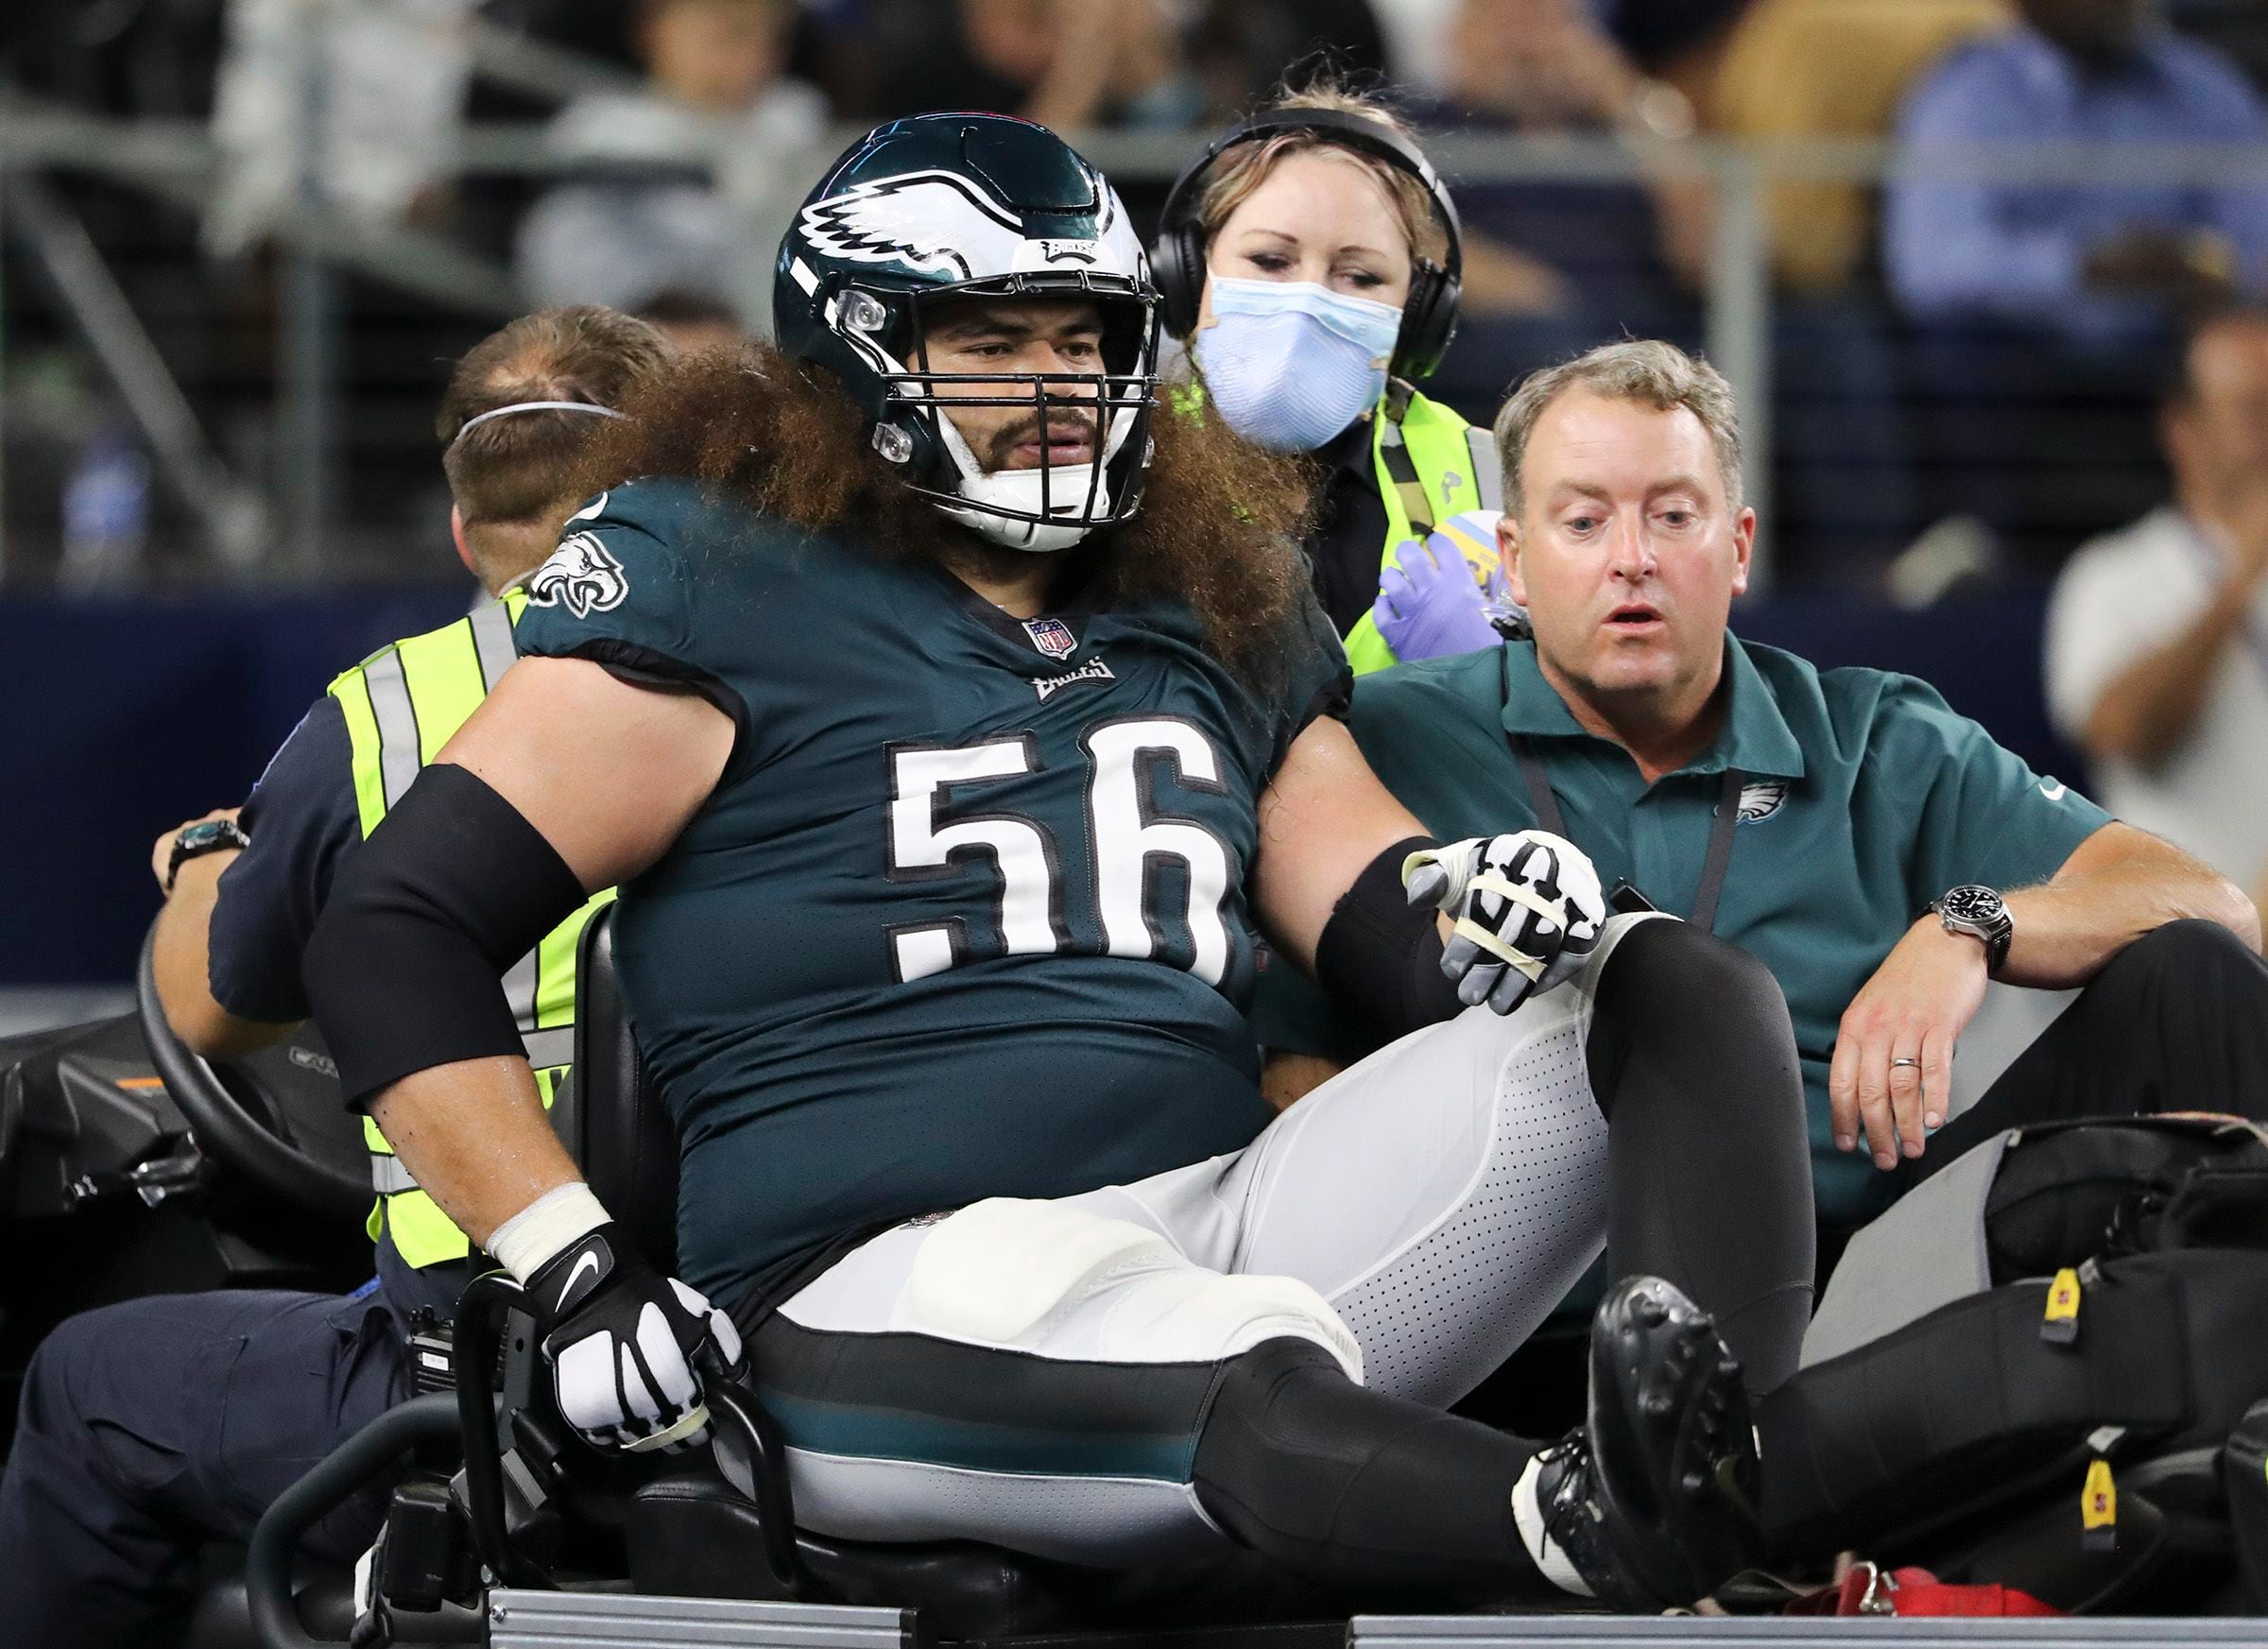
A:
528 532 629 619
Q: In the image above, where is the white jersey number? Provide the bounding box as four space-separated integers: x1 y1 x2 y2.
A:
885 717 1234 986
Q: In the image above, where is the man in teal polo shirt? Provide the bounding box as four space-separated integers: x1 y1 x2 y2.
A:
1261 338 2267 1235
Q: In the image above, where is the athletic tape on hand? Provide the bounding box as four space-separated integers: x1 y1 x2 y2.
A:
621 1402 712 1453
1451 871 1569 981
1401 846 1452 892
491 1181 612 1282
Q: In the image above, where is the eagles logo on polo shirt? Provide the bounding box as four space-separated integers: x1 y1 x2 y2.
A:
1737 780 1789 823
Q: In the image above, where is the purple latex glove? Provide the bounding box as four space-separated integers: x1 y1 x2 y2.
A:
1372 531 1503 661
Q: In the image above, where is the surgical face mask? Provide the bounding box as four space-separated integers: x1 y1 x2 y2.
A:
1191 276 1404 453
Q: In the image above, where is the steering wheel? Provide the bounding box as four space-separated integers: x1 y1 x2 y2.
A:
135 923 371 1226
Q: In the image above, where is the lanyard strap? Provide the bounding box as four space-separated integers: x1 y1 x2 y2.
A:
1377 416 1437 541
1512 738 1744 934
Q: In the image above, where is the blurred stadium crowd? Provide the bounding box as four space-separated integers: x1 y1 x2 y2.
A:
5 0 2268 991
5 0 2268 582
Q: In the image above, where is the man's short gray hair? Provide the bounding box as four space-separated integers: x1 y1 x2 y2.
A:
1492 339 1745 514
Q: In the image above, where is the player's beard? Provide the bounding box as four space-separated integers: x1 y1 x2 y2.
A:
1089 386 1316 689
565 343 1319 685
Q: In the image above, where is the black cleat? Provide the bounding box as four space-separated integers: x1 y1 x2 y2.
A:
1528 1275 1762 1612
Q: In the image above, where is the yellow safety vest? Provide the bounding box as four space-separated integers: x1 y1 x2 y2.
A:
1339 389 1505 678
328 588 614 1269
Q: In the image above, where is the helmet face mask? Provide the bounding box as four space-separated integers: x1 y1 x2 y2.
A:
866 273 1158 552
777 116 1162 553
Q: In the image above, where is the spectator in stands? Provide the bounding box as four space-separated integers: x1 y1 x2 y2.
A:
639 288 755 354
2047 305 2268 892
855 0 1204 130
1217 0 1395 95
1430 0 1920 572
1710 0 2011 295
1594 0 1756 77
207 0 474 254
1884 0 2268 349
1430 0 1707 326
516 0 827 330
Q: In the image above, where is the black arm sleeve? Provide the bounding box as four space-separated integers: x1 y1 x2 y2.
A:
302 763 589 1107
1314 834 1465 1043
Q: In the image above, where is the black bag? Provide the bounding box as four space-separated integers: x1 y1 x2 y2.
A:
1761 1115 2268 1611
1985 1115 2268 1274
2229 1400 2268 1610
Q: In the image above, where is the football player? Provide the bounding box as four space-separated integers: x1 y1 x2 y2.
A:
300 115 1815 1613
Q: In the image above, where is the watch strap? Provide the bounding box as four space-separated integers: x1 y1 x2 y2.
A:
166 818 249 892
1929 890 2013 976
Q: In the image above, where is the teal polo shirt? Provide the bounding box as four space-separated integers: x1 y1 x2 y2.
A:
1256 634 2113 1224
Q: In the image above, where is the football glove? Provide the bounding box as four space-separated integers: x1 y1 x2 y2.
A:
525 1223 746 1454
1403 831 1607 1015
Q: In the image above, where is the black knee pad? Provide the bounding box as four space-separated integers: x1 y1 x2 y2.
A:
1192 1336 1354 1547
1192 1337 1536 1602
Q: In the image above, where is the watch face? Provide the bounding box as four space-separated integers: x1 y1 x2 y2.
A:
180 820 236 851
1941 885 2004 924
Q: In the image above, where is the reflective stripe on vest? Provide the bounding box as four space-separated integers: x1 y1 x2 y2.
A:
1341 393 1503 677
330 590 615 1269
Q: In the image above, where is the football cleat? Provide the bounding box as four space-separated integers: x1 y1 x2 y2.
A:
1530 1275 1763 1612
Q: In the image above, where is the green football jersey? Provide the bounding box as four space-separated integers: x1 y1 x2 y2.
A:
514 479 1349 1300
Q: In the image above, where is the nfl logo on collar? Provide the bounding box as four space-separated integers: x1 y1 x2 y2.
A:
1022 617 1077 661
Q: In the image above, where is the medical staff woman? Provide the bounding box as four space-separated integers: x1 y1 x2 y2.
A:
1157 86 1513 673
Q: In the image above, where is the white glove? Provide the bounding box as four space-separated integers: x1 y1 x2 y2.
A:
525 1224 746 1454
1403 831 1607 1015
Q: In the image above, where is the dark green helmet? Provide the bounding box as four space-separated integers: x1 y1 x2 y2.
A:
774 113 1160 552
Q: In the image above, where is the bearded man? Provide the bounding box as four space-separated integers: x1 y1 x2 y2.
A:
293 114 1816 1617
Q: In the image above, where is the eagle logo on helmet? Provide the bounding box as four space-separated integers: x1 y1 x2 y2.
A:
797 170 1031 281
528 532 629 619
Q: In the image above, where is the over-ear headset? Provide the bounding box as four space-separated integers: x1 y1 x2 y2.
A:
1153 107 1464 383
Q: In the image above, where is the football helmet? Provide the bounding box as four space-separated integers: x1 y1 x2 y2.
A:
775 113 1160 553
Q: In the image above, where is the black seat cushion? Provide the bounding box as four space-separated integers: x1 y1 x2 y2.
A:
568 907 679 1276
627 1469 1347 1639
627 1468 1085 1639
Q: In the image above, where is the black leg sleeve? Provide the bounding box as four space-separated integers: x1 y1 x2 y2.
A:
1906 919 2268 1181
1192 1338 1553 1606
1585 919 1815 1397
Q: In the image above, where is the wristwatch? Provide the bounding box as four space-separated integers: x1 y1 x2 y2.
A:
1928 885 2013 976
166 817 249 892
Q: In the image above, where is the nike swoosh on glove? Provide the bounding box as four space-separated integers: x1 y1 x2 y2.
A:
526 1223 746 1454
1402 831 1607 1014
